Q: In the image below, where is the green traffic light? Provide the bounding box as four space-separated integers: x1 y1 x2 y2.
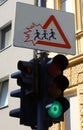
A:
47 101 63 118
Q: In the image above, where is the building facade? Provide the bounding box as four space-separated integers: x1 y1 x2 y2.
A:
0 0 83 130
48 1 83 130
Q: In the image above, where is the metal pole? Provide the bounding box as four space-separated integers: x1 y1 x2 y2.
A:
37 101 44 130
37 0 46 130
34 1 47 130
40 0 46 7
34 51 46 130
37 52 49 130
37 53 44 130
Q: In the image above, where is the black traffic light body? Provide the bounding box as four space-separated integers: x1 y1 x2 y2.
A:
42 54 70 126
9 54 70 130
9 59 37 128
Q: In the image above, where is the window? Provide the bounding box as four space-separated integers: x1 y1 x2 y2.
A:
61 0 73 13
64 93 79 130
0 80 9 109
0 24 11 50
0 0 7 5
80 0 83 29
46 0 54 9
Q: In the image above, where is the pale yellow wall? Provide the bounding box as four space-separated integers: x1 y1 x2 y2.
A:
46 0 54 9
46 1 83 130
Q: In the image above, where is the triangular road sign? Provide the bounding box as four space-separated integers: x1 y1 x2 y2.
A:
14 2 75 54
36 15 71 49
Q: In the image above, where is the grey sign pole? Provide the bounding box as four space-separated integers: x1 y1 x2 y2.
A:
37 1 47 130
34 1 48 130
40 0 46 7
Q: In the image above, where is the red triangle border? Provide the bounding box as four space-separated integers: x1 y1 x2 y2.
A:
36 15 71 49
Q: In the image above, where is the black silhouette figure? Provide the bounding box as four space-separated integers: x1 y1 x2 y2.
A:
49 29 56 40
34 29 41 40
42 30 48 40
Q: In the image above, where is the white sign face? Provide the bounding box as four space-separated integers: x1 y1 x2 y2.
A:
13 2 76 55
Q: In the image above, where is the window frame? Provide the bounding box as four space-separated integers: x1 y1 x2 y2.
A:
0 0 7 6
61 0 73 13
64 93 79 130
0 24 11 51
0 79 9 109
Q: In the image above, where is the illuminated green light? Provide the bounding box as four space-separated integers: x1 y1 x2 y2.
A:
47 101 63 118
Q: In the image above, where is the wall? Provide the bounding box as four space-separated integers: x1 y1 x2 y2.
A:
0 0 35 130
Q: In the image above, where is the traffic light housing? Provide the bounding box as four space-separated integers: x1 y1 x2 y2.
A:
9 54 70 129
9 59 37 129
43 54 70 126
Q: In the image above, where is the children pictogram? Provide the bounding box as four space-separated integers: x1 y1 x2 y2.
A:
34 29 41 41
49 29 56 40
42 30 48 40
33 29 57 41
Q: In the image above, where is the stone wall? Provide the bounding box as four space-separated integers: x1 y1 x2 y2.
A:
65 62 83 130
64 63 83 87
49 61 83 130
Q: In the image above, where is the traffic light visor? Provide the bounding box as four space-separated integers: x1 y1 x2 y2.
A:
48 54 69 76
52 54 68 71
48 75 69 97
18 61 32 74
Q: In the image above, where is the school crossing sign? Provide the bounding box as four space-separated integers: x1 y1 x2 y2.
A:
13 2 76 54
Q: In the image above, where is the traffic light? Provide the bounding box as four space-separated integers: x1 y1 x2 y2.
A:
9 59 37 129
9 54 70 129
43 54 70 126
